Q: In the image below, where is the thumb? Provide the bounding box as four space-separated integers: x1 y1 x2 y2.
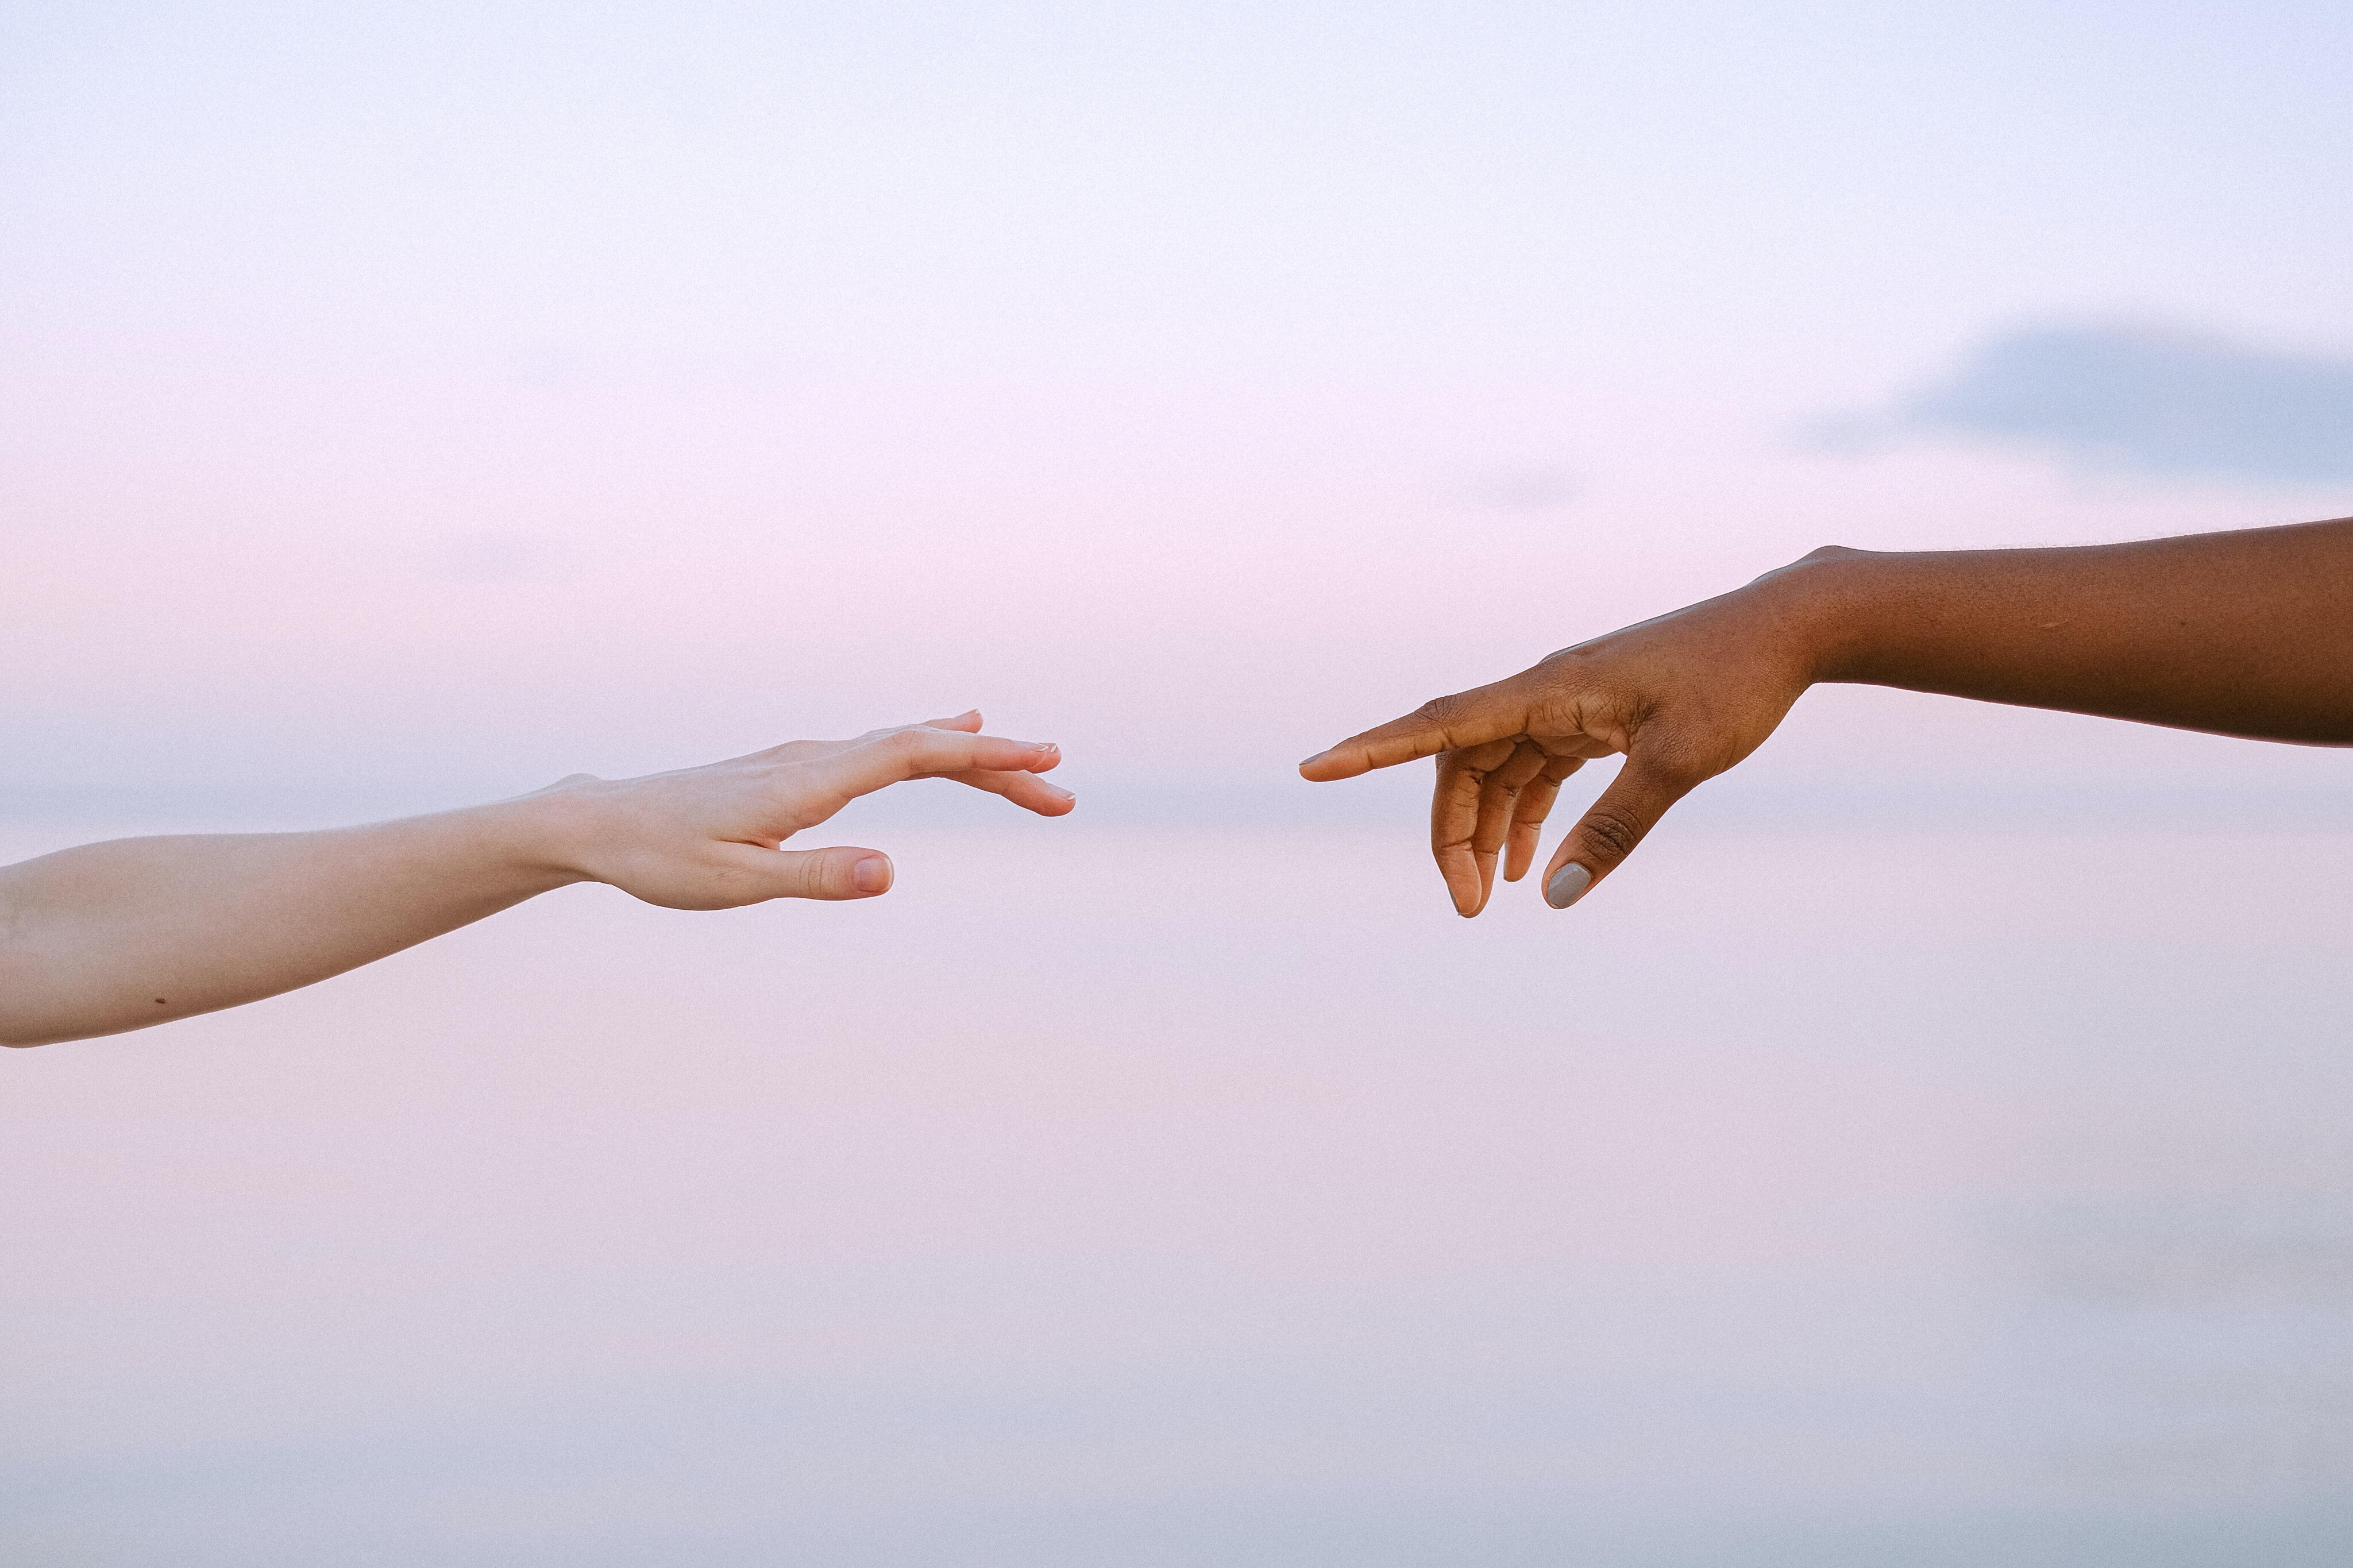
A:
738 844 896 902
1539 754 1696 909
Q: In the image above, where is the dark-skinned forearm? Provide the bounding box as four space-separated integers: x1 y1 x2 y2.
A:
1780 517 2353 745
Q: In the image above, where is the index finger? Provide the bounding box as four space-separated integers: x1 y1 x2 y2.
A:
1298 682 1534 782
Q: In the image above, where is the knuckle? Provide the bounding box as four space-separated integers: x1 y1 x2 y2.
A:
1412 692 1471 727
1577 805 1647 861
1533 646 1594 678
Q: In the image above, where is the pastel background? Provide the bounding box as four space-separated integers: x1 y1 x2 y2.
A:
5 3 2351 1563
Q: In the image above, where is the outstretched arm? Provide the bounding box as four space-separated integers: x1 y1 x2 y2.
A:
1299 516 2353 916
1 712 1070 1046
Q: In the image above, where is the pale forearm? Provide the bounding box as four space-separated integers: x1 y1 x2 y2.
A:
0 801 574 1047
1787 517 2353 744
0 715 1070 1046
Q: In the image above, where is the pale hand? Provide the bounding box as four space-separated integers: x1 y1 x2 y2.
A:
541 709 1072 907
1 710 1071 1046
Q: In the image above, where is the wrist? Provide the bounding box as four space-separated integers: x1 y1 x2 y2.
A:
1750 544 1891 686
469 787 604 891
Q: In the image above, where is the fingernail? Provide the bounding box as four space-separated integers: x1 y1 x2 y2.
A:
1544 864 1592 909
853 855 892 895
1298 750 1328 768
1045 783 1075 801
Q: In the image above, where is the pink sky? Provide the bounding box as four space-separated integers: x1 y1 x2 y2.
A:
7 4 2353 1560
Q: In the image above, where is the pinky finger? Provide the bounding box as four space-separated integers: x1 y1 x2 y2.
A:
923 709 986 732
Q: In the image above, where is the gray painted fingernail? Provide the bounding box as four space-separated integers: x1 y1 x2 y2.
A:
1544 864 1592 909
